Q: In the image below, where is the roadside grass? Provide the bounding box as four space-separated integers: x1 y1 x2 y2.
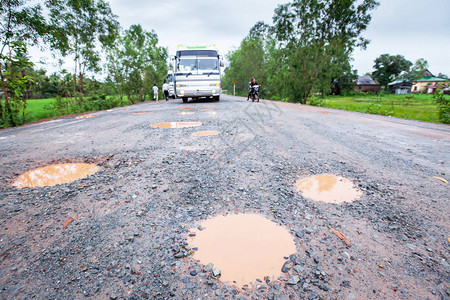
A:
319 94 442 123
1 96 131 126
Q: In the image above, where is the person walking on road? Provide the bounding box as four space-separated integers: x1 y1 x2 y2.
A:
162 80 169 101
152 84 159 102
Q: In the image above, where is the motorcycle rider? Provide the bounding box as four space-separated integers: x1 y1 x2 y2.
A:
247 77 260 101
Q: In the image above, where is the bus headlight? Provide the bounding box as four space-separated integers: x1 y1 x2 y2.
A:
212 89 216 94
179 90 185 95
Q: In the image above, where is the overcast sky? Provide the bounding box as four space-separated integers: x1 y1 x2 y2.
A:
35 0 450 77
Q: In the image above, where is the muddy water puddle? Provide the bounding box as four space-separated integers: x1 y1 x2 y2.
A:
76 114 97 119
192 131 220 137
151 122 202 128
189 214 296 286
295 174 362 204
13 163 100 188
180 107 196 110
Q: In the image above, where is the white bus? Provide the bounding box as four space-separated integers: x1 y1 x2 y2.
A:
171 45 223 103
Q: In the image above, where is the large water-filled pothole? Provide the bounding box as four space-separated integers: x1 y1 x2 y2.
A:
295 174 362 204
189 214 296 286
13 163 100 188
151 122 202 128
192 131 220 137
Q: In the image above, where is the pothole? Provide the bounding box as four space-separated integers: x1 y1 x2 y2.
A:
12 163 100 188
295 174 362 204
76 114 97 119
181 107 195 110
189 214 297 286
131 111 152 115
151 122 202 128
192 131 220 137
177 112 195 115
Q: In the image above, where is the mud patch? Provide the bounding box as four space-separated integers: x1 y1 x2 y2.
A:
76 114 97 119
13 163 100 188
192 131 220 137
189 214 296 286
151 122 202 129
295 174 362 204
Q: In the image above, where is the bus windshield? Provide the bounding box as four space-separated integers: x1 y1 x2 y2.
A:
176 58 218 74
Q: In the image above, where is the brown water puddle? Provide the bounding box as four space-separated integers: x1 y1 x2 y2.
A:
181 107 195 110
189 214 296 286
177 112 195 115
13 163 100 188
151 122 202 128
76 114 97 119
295 174 362 204
192 131 220 137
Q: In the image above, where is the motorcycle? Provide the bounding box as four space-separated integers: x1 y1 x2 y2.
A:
249 84 260 102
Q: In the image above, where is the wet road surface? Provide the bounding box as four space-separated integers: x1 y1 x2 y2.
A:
0 95 449 299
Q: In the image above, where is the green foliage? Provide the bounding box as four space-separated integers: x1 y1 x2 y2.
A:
365 102 394 116
0 41 35 127
106 24 168 104
306 95 326 107
46 0 119 94
434 86 450 124
372 54 413 88
224 0 379 104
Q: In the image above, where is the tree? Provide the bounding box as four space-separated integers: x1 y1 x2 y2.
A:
1 0 47 126
106 24 167 104
406 58 429 81
222 33 267 96
372 54 412 89
46 0 119 95
270 0 379 103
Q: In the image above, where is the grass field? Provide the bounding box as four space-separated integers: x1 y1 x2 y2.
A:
320 94 441 123
25 98 57 121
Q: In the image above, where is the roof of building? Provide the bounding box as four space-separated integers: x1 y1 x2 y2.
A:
415 76 448 82
357 76 378 85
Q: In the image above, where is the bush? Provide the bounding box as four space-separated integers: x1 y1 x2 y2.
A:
307 96 326 107
434 88 450 124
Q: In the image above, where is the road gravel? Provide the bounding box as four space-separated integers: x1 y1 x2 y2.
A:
0 95 449 299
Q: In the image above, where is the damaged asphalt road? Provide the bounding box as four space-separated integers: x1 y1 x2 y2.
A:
0 94 449 299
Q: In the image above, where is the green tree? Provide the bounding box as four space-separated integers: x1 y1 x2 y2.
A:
0 0 48 126
46 0 119 95
406 58 429 81
271 0 379 103
222 33 267 96
106 24 167 104
372 54 412 89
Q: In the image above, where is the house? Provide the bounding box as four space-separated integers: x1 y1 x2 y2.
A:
388 80 412 94
411 70 447 94
354 76 381 93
